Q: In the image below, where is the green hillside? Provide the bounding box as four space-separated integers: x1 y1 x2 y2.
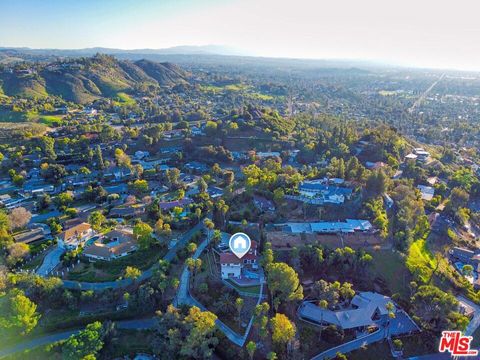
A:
0 54 189 104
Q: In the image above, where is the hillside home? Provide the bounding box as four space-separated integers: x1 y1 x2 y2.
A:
282 219 372 234
298 292 405 332
220 240 258 279
83 227 137 261
57 222 94 250
417 185 435 201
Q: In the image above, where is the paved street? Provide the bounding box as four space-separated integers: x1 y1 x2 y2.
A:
0 318 159 358
0 330 80 358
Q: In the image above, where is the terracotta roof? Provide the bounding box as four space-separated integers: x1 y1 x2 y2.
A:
220 252 257 264
58 223 91 241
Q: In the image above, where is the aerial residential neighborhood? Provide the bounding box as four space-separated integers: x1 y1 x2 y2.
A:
1 1 480 360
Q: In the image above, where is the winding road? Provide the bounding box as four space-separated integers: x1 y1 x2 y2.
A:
0 318 158 358
0 221 207 358
174 234 265 347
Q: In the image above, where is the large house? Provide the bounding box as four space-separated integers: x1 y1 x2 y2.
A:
57 222 94 250
220 240 258 279
83 227 138 262
417 185 435 201
286 180 353 205
298 292 398 331
281 219 373 234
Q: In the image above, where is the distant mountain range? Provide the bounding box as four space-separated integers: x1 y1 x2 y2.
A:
0 44 246 59
0 55 189 104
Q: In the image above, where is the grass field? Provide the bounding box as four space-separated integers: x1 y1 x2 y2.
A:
371 249 411 297
406 239 437 284
0 108 64 125
224 279 261 294
113 92 136 106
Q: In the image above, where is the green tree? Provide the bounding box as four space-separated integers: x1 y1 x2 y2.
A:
131 179 149 194
270 313 296 352
114 148 131 168
187 242 197 254
124 266 141 281
88 211 106 231
266 352 278 360
133 221 154 249
266 262 303 310
235 297 244 326
181 306 218 359
94 145 104 169
62 321 104 360
0 289 40 335
39 136 56 160
411 285 468 332
246 341 256 360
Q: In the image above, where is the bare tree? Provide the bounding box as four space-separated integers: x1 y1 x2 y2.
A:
8 207 32 230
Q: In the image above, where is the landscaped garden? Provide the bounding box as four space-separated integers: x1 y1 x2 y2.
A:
65 244 166 282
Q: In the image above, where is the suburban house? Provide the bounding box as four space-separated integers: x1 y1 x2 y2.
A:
417 185 435 201
185 161 209 173
159 198 193 212
220 240 258 279
298 292 398 331
286 180 353 205
109 204 146 218
449 247 480 289
13 227 50 245
253 195 276 212
83 227 138 261
163 129 184 141
280 219 373 234
256 151 281 159
450 247 479 265
413 147 431 163
365 161 386 170
207 186 224 199
57 222 94 250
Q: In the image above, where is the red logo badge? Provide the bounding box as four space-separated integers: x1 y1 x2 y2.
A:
439 331 478 356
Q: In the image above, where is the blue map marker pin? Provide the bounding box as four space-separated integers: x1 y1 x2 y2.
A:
229 232 251 259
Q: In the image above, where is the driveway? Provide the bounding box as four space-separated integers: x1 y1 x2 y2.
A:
36 246 65 277
174 234 265 347
457 296 480 336
311 329 385 360
307 309 420 359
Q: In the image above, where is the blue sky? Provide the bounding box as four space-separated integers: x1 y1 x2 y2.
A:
2 0 480 71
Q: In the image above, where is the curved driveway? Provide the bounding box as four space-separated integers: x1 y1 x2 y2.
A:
174 235 265 347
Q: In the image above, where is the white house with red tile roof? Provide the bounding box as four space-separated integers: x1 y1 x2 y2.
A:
220 240 258 279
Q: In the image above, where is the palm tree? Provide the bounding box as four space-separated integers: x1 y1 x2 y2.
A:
204 219 215 243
